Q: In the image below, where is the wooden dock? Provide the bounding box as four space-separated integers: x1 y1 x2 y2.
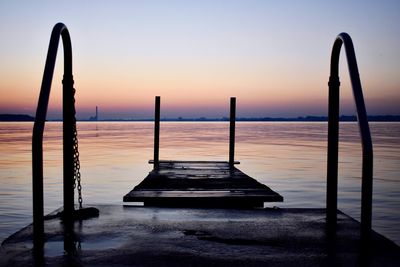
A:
124 97 282 208
123 160 283 207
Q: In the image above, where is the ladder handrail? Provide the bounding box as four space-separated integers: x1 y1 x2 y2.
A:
326 32 373 236
32 23 75 245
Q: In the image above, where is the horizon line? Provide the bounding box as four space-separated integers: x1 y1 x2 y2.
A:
1 114 400 122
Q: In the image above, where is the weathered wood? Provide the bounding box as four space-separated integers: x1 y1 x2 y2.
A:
148 160 240 165
124 160 283 207
153 96 160 169
229 97 236 167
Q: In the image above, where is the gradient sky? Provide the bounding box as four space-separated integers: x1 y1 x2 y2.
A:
0 0 399 119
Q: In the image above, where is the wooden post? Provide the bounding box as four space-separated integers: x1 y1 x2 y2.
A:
229 97 236 168
154 96 160 169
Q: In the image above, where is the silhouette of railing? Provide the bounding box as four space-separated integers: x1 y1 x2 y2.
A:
32 23 77 247
326 33 373 237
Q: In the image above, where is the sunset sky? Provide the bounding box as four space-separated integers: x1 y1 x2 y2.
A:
0 0 399 119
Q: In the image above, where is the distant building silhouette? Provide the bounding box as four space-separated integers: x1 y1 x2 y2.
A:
89 106 99 121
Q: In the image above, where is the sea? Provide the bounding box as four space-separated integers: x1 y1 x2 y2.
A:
0 121 399 245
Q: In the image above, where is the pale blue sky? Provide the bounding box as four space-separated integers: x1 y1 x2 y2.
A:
0 0 399 119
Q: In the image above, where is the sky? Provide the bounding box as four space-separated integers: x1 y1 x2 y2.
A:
0 0 399 119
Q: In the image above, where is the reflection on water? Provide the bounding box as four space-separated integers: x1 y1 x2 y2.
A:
0 122 399 245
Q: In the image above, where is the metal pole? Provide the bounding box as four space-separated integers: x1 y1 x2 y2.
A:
327 33 373 237
342 35 374 238
154 96 160 169
327 75 340 230
32 23 74 247
62 73 75 223
229 97 236 168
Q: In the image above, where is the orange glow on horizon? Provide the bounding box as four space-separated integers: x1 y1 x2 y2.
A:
1 2 399 119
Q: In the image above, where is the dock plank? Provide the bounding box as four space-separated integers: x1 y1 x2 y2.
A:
124 160 283 207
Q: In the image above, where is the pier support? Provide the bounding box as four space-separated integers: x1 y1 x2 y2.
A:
229 97 236 168
153 96 160 169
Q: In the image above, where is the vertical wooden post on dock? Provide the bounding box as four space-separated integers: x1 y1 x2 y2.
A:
154 96 160 169
229 97 236 168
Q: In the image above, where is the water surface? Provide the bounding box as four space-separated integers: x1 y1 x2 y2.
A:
0 122 399 245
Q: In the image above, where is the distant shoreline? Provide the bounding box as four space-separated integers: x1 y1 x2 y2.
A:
0 114 35 121
1 114 400 122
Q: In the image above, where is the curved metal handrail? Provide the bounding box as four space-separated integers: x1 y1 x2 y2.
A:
32 23 75 244
326 32 373 236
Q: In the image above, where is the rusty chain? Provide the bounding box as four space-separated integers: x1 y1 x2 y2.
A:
72 87 83 209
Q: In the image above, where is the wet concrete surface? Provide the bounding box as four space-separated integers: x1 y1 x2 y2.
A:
0 205 399 266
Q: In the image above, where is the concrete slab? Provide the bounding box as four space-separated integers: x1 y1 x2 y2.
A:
1 205 399 266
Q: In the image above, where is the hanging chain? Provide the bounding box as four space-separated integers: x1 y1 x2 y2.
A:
72 87 83 209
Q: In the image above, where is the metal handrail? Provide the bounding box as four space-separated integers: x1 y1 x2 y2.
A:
32 23 75 245
326 32 373 236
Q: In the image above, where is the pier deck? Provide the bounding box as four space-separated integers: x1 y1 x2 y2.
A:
123 160 283 207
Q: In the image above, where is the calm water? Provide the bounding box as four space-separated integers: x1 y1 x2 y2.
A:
0 122 399 245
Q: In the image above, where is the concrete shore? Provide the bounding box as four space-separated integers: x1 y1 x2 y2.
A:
1 205 399 266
